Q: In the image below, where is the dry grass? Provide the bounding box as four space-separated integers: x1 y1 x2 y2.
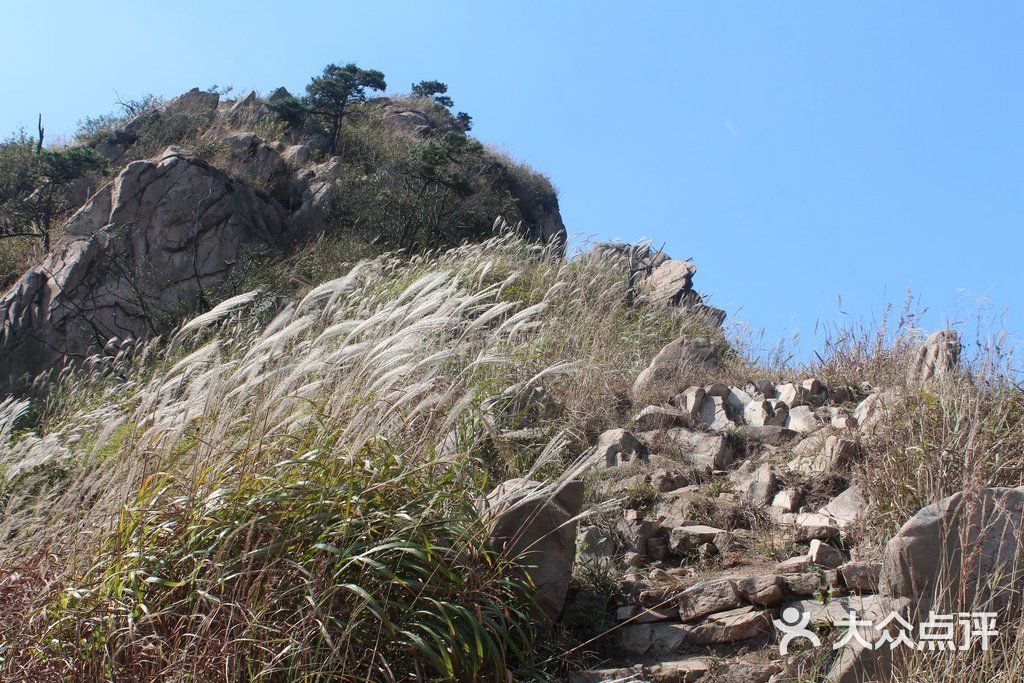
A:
764 304 1024 681
0 233 710 680
1 228 1021 680
0 235 43 289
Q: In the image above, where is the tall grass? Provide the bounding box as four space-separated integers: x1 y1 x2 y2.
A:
0 233 706 680
5 229 1019 680
764 304 1024 681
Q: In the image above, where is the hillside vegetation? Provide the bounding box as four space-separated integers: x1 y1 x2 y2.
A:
0 64 1022 683
0 234 719 679
0 227 1020 681
0 66 563 292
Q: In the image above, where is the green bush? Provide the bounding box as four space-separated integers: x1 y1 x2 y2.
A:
45 447 538 680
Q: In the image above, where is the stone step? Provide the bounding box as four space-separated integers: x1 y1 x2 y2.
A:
616 606 774 656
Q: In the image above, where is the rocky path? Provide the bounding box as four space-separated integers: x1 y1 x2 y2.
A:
569 370 895 682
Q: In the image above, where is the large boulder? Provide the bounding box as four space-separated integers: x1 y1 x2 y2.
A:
736 463 780 507
633 336 722 403
819 485 867 528
164 87 221 117
911 329 961 383
653 428 736 469
881 486 1024 620
384 110 434 137
832 487 1024 682
644 259 726 324
219 132 295 203
0 147 286 393
511 189 566 250
788 435 860 477
645 259 697 306
584 428 646 469
485 477 584 621
287 155 348 235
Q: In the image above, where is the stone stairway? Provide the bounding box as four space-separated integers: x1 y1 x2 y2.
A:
567 375 892 682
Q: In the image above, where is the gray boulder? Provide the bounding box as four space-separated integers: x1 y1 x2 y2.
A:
733 574 783 607
744 398 788 427
631 404 691 431
655 428 736 469
671 385 706 421
669 524 726 554
881 486 1024 621
288 156 347 234
699 395 732 431
219 132 295 202
586 428 647 469
834 487 1024 683
384 109 434 137
686 606 771 644
912 329 962 383
485 477 584 621
0 148 286 393
853 389 902 431
838 561 881 593
677 578 743 621
788 435 859 476
645 259 696 306
819 485 867 528
808 539 845 568
164 87 220 117
737 463 780 507
633 336 722 403
776 382 809 407
741 424 799 447
784 405 820 433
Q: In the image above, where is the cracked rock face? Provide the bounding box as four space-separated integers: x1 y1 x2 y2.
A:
911 328 962 383
0 147 285 393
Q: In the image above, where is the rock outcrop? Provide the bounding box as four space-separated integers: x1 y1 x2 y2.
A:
830 486 1024 682
0 148 286 392
632 336 723 403
911 328 962 383
219 132 296 204
882 486 1024 620
579 242 725 324
0 86 568 393
485 477 584 621
569 345 909 680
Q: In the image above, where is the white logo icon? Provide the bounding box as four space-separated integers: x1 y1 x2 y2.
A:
774 606 821 655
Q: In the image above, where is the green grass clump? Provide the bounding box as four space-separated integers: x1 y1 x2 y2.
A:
39 446 537 681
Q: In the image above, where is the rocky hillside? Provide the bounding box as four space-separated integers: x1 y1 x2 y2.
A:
0 70 1023 683
0 74 564 393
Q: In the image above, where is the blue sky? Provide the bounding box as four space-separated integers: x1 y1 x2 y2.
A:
2 2 1020 367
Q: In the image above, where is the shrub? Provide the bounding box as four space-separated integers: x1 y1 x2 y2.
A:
75 94 163 146
42 449 538 680
0 136 107 251
0 235 37 288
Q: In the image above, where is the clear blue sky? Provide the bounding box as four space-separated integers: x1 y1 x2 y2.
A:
2 2 1020 367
